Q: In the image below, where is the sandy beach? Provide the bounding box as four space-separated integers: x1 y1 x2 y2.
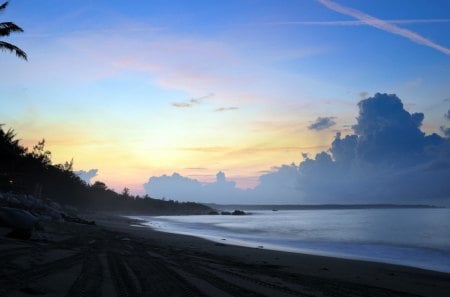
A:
1 214 449 297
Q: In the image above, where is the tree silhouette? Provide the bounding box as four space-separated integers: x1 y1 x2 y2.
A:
0 1 27 60
0 125 212 214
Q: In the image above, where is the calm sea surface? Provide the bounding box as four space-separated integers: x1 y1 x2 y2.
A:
131 208 450 273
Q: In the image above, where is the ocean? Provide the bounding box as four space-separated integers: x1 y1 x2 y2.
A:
131 208 450 273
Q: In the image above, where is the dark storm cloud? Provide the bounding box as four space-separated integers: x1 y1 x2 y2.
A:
308 117 336 131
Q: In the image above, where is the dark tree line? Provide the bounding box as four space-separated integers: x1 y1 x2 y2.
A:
0 125 211 214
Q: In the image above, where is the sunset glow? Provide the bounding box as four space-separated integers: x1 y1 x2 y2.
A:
2 0 449 194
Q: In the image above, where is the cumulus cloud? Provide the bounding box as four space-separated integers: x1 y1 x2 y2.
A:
358 91 369 99
441 126 450 137
292 93 449 204
308 117 336 131
74 169 98 184
144 171 245 203
442 109 450 136
144 93 450 205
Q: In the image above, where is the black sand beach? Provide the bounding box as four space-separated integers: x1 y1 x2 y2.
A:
1 214 449 297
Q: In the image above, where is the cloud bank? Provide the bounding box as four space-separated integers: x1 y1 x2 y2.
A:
143 171 245 203
144 93 450 205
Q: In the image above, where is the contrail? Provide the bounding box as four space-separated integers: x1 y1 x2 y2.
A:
266 19 450 26
317 0 450 55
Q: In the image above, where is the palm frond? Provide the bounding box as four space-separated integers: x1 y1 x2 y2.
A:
0 2 8 12
0 22 24 36
0 41 27 60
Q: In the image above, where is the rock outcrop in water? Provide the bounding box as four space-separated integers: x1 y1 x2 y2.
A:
218 209 249 215
231 210 247 215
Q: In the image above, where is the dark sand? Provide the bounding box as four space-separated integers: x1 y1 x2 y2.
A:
1 213 449 297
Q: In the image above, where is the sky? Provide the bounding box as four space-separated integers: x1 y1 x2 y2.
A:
1 0 450 203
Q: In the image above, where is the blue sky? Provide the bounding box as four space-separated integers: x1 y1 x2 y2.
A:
1 0 449 195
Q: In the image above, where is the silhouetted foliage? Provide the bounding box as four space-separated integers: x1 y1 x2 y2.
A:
0 1 27 60
0 125 211 214
122 187 130 197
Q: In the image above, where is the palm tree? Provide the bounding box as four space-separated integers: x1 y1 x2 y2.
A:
0 1 27 60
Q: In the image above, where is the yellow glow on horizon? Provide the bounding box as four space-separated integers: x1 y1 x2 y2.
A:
9 106 337 195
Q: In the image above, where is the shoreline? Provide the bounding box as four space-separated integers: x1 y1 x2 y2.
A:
1 212 449 297
138 220 450 274
128 213 450 275
98 214 450 297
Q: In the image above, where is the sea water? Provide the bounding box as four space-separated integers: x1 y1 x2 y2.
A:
131 208 450 273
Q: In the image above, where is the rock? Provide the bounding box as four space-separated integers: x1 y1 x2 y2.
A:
47 200 62 210
208 211 219 215
232 210 246 215
43 208 63 221
63 205 78 216
0 207 38 230
61 213 95 225
0 207 38 240
220 211 231 215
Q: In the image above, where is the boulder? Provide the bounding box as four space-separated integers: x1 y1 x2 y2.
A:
232 210 246 215
0 207 38 229
0 207 38 239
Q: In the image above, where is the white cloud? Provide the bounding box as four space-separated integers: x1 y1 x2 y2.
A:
144 93 450 205
265 19 450 27
317 0 450 55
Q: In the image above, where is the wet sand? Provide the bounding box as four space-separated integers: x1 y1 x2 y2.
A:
0 213 449 297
